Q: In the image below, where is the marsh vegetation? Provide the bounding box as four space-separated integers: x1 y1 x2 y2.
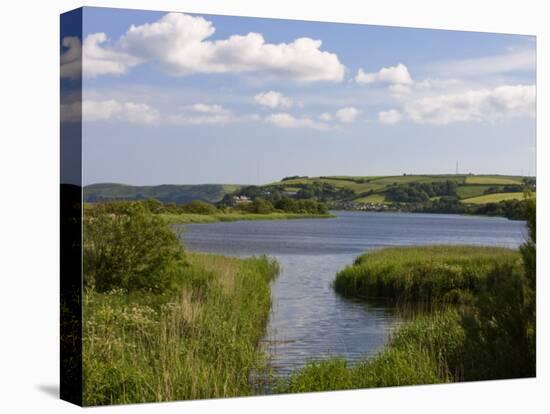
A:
83 201 279 405
278 197 536 392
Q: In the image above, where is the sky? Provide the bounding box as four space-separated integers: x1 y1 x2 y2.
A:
61 7 536 185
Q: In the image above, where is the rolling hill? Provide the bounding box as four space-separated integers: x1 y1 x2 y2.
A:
84 183 242 205
84 174 533 210
268 174 529 205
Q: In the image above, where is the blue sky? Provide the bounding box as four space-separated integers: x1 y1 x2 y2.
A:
61 7 536 185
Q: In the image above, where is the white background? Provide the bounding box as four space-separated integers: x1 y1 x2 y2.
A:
0 0 547 412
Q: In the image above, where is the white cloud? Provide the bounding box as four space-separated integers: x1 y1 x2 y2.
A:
186 103 229 114
404 84 535 125
319 112 333 121
82 33 142 78
65 97 262 127
65 12 345 82
265 113 329 130
428 49 536 78
254 91 293 109
356 63 413 86
168 113 234 125
167 102 247 125
378 109 403 125
82 99 160 125
169 104 236 125
60 37 82 79
335 107 360 123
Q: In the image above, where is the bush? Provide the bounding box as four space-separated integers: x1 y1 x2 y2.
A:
460 195 536 380
180 200 218 215
460 261 535 380
84 201 186 293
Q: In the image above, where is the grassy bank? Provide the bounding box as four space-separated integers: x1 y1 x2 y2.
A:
160 211 334 225
334 245 520 304
83 253 279 405
82 201 280 405
279 199 535 392
279 310 463 393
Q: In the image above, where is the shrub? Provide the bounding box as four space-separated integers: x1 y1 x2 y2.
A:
460 195 536 380
180 200 218 215
83 201 186 293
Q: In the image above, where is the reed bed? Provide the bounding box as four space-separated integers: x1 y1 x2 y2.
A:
83 253 279 406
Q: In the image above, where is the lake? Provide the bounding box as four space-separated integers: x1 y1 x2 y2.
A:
178 211 526 377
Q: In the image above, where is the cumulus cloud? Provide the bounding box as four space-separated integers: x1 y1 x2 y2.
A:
62 12 345 82
82 33 142 78
254 91 293 109
335 107 360 123
82 99 160 124
404 84 535 125
378 109 403 125
265 113 329 130
356 63 413 86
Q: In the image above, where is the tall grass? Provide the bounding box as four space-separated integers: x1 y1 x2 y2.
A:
280 206 535 393
279 310 463 393
83 253 279 405
160 211 334 225
334 245 520 304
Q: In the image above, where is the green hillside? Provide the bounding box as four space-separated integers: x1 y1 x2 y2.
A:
269 174 530 204
84 183 241 205
84 174 533 220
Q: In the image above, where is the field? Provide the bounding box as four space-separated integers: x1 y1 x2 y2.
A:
455 185 493 199
353 194 388 204
462 192 532 204
271 174 529 206
464 176 523 185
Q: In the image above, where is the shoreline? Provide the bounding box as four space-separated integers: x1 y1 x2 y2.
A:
160 211 335 225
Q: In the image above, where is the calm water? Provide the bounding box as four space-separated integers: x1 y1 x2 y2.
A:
178 211 526 376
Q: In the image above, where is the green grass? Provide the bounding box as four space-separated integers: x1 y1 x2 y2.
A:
464 176 523 185
276 178 382 193
369 175 464 186
462 192 531 204
456 185 493 199
83 253 280 406
159 211 334 225
354 193 387 203
279 242 534 393
333 246 520 304
278 310 463 393
270 174 528 197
